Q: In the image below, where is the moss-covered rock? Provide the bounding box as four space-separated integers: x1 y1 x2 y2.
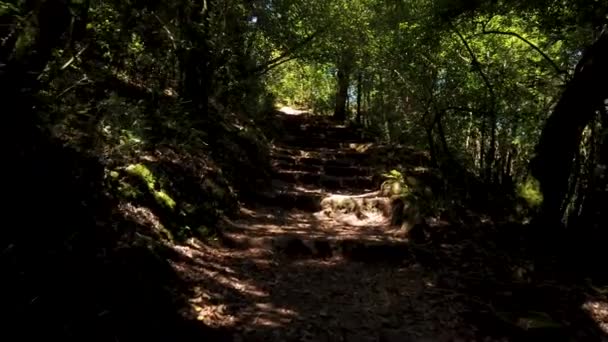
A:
125 163 156 189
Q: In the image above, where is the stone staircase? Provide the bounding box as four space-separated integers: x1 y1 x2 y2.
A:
256 113 381 210
222 111 437 262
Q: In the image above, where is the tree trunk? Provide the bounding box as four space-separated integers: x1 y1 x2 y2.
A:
365 76 372 127
334 67 350 122
531 30 608 228
427 126 438 167
479 118 486 173
178 1 211 117
486 114 497 181
356 72 363 124
437 115 450 158
333 52 352 122
1 0 72 135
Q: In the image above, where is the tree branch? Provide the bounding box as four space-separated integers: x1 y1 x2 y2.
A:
451 21 497 176
257 55 299 75
451 22 496 101
154 14 177 50
251 28 325 75
481 29 567 77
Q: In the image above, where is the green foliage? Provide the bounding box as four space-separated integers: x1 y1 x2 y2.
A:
125 163 156 189
518 177 544 207
0 2 20 16
381 170 410 197
123 164 177 210
268 60 335 113
154 191 177 210
108 160 237 241
261 0 599 192
116 179 143 200
122 163 176 210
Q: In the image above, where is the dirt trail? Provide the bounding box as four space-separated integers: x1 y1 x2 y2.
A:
169 110 481 341
169 110 608 341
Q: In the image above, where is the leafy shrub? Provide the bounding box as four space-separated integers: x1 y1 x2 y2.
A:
381 169 410 197
518 177 543 208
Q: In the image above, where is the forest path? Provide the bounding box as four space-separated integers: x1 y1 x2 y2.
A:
171 110 482 341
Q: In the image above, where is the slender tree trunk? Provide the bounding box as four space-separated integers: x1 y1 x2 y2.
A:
345 90 350 114
427 126 438 166
479 118 486 173
333 52 352 122
179 0 211 117
452 23 497 180
365 76 372 127
334 67 350 121
356 72 363 124
486 114 497 180
437 115 450 158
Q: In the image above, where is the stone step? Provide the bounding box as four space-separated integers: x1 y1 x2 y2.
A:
275 170 377 190
272 161 321 174
275 143 430 166
320 195 393 217
284 127 366 141
280 137 363 149
324 165 371 177
271 150 432 171
271 150 373 165
277 115 350 129
253 190 323 211
323 157 377 168
268 236 411 264
272 161 372 177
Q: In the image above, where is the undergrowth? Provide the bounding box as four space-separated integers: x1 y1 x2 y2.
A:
48 84 275 242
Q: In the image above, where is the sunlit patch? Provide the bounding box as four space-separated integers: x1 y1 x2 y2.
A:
249 303 298 327
348 142 374 152
278 106 308 115
193 303 237 327
582 300 608 333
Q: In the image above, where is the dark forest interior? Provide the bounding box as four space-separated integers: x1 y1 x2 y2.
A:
1 0 607 340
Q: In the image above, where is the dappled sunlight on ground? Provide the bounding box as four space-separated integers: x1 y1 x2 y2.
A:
221 207 401 245
167 112 608 341
583 300 608 334
171 234 474 340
